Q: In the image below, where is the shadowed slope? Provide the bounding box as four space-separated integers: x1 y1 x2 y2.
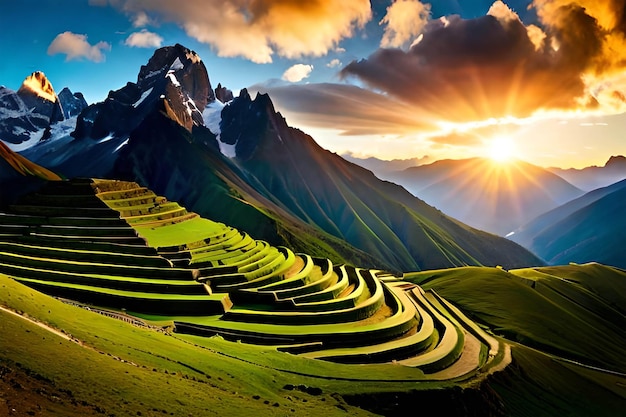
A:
510 179 626 267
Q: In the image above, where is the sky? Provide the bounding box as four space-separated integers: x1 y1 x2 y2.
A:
1 0 626 168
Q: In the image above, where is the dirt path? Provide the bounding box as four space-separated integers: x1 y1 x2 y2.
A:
0 306 75 343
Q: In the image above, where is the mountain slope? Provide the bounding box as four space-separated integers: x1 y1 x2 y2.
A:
219 90 542 271
386 158 583 235
0 140 62 206
112 109 380 269
510 179 626 267
550 155 626 191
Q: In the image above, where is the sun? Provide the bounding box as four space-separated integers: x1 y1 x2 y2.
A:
488 136 516 163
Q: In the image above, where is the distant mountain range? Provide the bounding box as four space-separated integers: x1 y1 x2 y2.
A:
383 158 584 236
549 155 626 191
0 71 86 149
0 44 541 272
341 153 429 177
510 178 626 268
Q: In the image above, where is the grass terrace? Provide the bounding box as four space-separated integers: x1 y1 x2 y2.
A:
0 178 510 386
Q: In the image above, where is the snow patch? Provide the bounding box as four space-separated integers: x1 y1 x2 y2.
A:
170 57 184 71
12 126 27 136
3 129 45 152
202 100 236 157
96 134 115 144
133 87 153 108
202 100 224 137
218 141 237 158
167 73 180 87
145 69 162 79
48 116 78 139
114 138 130 153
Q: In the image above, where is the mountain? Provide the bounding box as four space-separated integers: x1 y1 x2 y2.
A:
549 155 626 191
341 153 428 177
58 87 88 118
386 158 584 236
510 178 626 267
73 44 213 140
0 72 68 148
216 89 541 270
13 44 541 271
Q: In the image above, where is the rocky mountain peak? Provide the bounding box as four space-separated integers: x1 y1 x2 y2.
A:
18 71 57 103
73 44 214 139
17 71 64 126
138 43 214 109
58 87 88 118
215 83 233 103
220 89 288 161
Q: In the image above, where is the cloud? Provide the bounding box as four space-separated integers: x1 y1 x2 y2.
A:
248 82 437 135
47 32 111 62
124 29 163 48
132 11 153 27
282 64 314 82
94 0 371 63
380 0 431 48
341 0 626 125
326 59 342 68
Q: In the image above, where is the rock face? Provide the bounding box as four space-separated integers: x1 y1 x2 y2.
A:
215 83 234 103
18 72 63 122
73 44 214 139
0 72 65 146
220 88 282 161
58 87 88 118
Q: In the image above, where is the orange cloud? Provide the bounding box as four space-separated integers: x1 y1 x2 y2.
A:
47 32 111 62
96 0 371 63
380 0 431 48
342 1 626 124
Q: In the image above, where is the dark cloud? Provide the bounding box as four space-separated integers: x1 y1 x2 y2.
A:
341 1 626 122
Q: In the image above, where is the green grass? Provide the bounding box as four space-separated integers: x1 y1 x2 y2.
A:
405 265 626 372
133 216 227 248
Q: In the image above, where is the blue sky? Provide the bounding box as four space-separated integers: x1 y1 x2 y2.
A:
1 1 626 168
1 0 521 102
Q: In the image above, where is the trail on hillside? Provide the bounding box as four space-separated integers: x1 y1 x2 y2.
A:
0 305 74 342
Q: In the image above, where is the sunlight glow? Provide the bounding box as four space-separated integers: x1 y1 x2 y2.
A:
488 136 516 162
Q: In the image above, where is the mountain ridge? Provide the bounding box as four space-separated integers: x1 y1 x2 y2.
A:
549 155 626 191
385 157 583 236
510 178 626 267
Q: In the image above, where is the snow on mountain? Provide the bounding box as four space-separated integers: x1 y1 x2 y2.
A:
132 87 154 108
0 72 66 147
58 87 88 118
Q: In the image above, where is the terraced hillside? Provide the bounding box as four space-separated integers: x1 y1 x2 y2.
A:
1 179 625 416
0 178 508 380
